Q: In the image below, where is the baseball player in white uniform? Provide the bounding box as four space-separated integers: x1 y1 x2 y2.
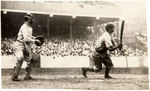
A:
11 14 40 81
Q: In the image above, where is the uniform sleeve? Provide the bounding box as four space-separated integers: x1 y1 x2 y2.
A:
111 37 117 46
21 26 35 43
104 36 113 48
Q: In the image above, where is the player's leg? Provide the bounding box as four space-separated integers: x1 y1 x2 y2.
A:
82 55 95 78
24 44 34 80
24 60 34 80
93 57 102 72
82 53 102 78
11 50 24 81
102 57 113 79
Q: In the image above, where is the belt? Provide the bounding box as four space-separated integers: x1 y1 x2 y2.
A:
17 40 23 43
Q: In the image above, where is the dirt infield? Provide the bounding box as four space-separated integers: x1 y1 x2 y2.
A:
2 72 149 90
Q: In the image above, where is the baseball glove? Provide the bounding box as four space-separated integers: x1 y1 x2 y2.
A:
35 36 45 46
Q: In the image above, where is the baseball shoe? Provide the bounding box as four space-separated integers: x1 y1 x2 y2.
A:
24 76 34 80
11 77 20 81
105 75 113 79
82 68 87 78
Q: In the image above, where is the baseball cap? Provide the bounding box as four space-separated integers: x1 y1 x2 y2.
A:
24 14 36 22
25 14 33 19
105 24 115 31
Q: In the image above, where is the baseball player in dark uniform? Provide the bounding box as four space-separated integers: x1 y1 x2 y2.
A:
82 24 122 79
11 14 41 81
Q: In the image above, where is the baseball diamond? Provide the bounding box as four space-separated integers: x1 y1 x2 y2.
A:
1 69 149 89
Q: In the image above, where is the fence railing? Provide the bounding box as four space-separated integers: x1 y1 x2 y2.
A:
1 56 148 68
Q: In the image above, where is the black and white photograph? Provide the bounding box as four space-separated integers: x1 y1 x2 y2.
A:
1 0 149 90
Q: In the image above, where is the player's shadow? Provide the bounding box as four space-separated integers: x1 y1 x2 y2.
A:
21 75 116 82
23 77 78 82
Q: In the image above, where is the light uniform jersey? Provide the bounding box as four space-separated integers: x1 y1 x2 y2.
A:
95 31 117 50
17 23 35 43
14 23 35 59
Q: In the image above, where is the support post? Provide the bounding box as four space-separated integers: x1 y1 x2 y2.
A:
117 21 119 40
47 15 50 42
70 16 72 40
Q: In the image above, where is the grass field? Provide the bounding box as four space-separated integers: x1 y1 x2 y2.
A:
1 72 149 90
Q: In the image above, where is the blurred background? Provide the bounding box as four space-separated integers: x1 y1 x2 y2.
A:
1 1 147 57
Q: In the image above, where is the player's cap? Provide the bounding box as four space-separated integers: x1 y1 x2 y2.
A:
25 14 33 19
105 24 115 31
24 14 36 22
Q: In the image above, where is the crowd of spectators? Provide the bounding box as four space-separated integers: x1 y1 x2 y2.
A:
135 32 147 45
1 38 15 55
109 47 148 57
1 38 148 57
32 38 94 57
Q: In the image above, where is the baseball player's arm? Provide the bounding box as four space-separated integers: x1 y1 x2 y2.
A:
107 45 118 52
107 44 122 52
111 37 117 46
105 38 121 52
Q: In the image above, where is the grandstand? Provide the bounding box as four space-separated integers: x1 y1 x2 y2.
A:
1 1 147 57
